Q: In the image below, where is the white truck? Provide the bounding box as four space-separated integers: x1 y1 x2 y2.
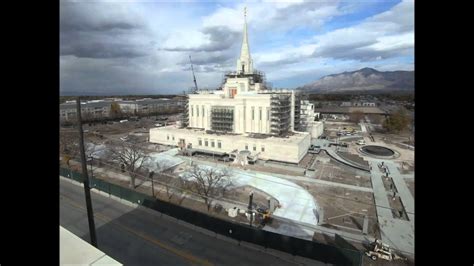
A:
365 239 407 261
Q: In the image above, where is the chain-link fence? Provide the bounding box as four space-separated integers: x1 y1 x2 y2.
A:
60 167 362 265
60 167 152 205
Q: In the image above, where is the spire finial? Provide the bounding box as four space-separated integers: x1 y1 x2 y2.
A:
237 6 252 74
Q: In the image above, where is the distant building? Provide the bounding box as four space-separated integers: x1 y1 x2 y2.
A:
300 100 323 138
60 98 184 122
118 98 183 115
340 101 376 107
60 101 111 122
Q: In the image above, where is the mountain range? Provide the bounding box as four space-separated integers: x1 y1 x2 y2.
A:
299 67 414 93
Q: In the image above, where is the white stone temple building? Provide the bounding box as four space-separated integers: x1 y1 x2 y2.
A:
149 8 323 164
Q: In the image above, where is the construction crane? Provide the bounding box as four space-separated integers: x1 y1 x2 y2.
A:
189 55 198 93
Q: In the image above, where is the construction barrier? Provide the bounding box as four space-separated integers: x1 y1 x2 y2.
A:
60 167 362 265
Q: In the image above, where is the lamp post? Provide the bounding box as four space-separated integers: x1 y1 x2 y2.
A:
88 156 94 179
149 171 155 197
76 98 98 247
248 191 254 227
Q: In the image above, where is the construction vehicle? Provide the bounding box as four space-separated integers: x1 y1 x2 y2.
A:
255 207 272 226
365 239 407 261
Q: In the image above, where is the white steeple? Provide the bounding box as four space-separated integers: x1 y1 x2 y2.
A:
237 7 253 74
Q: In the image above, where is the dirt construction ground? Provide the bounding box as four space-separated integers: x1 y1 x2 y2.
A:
294 180 379 238
311 151 373 188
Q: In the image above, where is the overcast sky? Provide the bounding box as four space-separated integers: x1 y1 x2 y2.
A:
60 0 414 95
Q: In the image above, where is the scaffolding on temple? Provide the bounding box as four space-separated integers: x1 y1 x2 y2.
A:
270 94 291 136
211 106 234 133
220 70 272 91
293 91 302 131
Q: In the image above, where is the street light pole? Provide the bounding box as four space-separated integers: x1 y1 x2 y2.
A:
149 171 155 197
248 191 254 227
88 156 94 179
76 98 98 248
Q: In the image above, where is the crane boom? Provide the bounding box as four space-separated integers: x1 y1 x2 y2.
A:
189 55 198 93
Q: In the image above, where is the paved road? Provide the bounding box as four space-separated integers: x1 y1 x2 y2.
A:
323 149 370 172
60 179 326 266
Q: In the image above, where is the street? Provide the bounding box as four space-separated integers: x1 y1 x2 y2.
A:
60 178 326 265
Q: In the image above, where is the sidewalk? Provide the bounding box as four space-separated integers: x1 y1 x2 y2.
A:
366 160 414 256
323 148 370 172
385 162 414 222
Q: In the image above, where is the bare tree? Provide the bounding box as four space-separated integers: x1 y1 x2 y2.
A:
163 173 180 201
109 102 123 119
60 131 79 167
155 161 179 201
367 114 382 125
185 165 232 211
109 142 149 188
349 110 364 123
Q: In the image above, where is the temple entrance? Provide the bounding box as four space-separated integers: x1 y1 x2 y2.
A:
178 139 186 150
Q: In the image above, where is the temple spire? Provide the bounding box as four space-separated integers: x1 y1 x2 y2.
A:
237 6 253 74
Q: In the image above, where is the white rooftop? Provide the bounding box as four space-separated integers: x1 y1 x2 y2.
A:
151 125 309 144
60 226 122 265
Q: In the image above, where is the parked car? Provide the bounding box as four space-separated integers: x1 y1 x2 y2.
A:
310 145 321 150
356 140 366 145
218 155 232 162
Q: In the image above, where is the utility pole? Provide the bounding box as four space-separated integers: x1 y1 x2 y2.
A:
248 191 254 227
88 156 94 179
76 98 98 248
149 171 155 197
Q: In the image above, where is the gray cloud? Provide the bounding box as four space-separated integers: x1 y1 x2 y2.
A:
315 40 376 61
163 26 240 52
367 0 414 34
60 56 179 95
179 49 236 66
271 1 339 29
258 56 305 68
266 1 414 65
60 2 152 59
314 40 413 62
60 36 149 59
59 1 413 95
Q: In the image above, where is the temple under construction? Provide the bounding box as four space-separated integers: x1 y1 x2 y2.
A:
150 8 323 164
